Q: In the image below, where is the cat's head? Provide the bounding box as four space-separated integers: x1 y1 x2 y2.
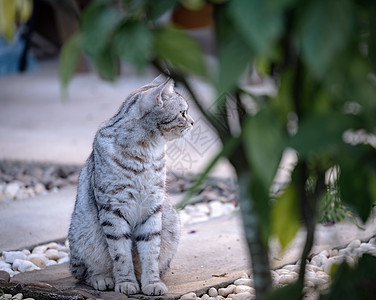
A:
134 75 194 141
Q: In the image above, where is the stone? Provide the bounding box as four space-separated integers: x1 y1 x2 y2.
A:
369 238 376 245
28 257 46 269
305 270 316 279
208 287 218 297
329 249 338 257
310 254 328 267
319 250 330 258
44 242 58 250
179 211 191 225
215 296 225 300
282 264 299 272
323 256 345 274
4 182 21 199
58 251 68 258
56 244 69 252
0 267 17 276
0 270 10 282
359 243 372 252
57 256 70 264
12 293 23 300
32 245 47 254
235 285 254 294
275 269 290 275
222 203 236 215
3 251 27 264
305 280 315 288
13 259 40 273
227 292 254 300
234 278 253 286
201 294 210 300
209 201 223 218
45 249 59 260
347 239 361 249
2 294 13 299
27 254 48 263
34 183 46 194
218 285 236 297
0 260 11 269
278 274 295 285
195 203 210 215
180 292 197 299
46 260 57 267
21 249 31 256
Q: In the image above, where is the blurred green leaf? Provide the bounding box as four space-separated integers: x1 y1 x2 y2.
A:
59 33 82 90
243 108 285 190
320 254 376 300
95 45 119 81
217 35 252 94
339 150 373 222
229 0 283 54
369 4 376 73
180 0 205 11
81 0 121 58
114 21 153 70
298 0 354 79
288 113 357 158
154 26 207 76
0 0 16 41
146 0 177 20
264 281 303 300
271 185 300 249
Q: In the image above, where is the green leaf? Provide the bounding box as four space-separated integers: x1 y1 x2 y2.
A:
271 185 300 249
0 0 16 41
154 26 207 76
59 33 82 90
217 34 252 95
298 0 354 79
243 108 285 190
368 3 376 74
229 0 283 54
146 0 177 20
288 113 356 158
264 281 303 300
95 45 119 81
339 151 373 222
81 0 121 58
113 21 153 70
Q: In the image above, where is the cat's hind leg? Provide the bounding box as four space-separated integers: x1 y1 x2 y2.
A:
159 202 180 277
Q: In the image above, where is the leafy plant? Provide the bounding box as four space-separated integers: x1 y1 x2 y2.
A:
60 0 376 298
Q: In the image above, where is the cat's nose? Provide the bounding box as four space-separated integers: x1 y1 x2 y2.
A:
191 121 194 126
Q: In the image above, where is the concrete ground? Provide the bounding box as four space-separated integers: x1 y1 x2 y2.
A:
1 60 376 299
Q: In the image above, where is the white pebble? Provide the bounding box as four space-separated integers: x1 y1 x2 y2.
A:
278 274 295 285
12 293 23 300
0 260 11 269
305 280 315 288
359 243 371 251
201 294 210 300
27 254 48 263
305 270 316 279
306 264 321 272
319 250 330 258
32 245 47 254
369 238 376 245
3 251 27 264
323 256 345 274
22 249 31 256
218 284 236 297
347 239 361 249
0 267 18 276
13 259 40 272
209 201 223 218
234 278 253 286
34 183 46 194
310 254 328 267
215 296 225 300
44 242 58 250
222 202 236 214
235 285 254 294
329 249 338 257
179 210 190 225
4 182 21 199
28 257 46 269
2 294 13 300
275 269 290 275
45 249 59 260
227 292 254 300
208 287 218 297
57 245 69 253
58 256 70 264
282 264 299 272
180 292 197 299
46 260 57 267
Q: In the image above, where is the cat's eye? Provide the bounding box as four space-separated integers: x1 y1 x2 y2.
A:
180 111 187 118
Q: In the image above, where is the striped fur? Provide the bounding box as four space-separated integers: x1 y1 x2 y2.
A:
68 75 193 296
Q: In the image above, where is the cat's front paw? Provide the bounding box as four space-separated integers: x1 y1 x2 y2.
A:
91 275 114 291
142 281 168 296
115 281 140 295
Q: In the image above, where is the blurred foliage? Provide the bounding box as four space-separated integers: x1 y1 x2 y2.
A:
60 0 376 298
0 0 33 41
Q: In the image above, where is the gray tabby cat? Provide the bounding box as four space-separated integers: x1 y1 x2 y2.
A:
68 75 194 296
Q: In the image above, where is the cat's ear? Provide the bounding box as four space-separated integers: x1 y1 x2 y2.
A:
155 79 175 106
150 73 169 86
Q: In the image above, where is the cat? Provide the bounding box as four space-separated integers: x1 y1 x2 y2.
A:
68 74 194 296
